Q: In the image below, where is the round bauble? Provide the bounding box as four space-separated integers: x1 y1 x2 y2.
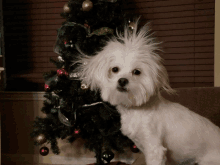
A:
82 0 93 11
44 84 50 92
63 3 71 13
102 150 114 163
58 56 64 62
35 134 47 145
57 68 69 77
40 146 49 156
73 128 81 138
81 83 89 90
128 21 135 32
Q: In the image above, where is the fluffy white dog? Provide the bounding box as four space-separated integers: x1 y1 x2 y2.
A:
76 20 220 165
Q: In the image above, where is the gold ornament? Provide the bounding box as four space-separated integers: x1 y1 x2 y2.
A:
82 0 93 12
35 134 47 144
63 3 71 13
128 21 135 31
81 83 89 90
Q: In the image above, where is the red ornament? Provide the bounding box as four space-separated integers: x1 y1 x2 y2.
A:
73 128 81 138
40 146 49 156
74 128 80 134
130 143 140 153
57 68 68 77
44 84 50 92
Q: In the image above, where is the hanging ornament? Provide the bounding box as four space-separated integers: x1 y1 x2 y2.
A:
35 134 47 145
74 128 80 135
128 21 135 33
73 128 81 138
130 143 140 153
58 56 64 62
44 84 50 92
63 3 71 13
81 83 89 90
102 150 114 163
40 146 49 156
82 0 93 12
57 68 69 77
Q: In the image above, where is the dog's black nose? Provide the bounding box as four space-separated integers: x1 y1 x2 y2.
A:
118 78 129 87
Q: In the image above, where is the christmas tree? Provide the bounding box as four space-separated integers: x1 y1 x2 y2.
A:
31 0 139 164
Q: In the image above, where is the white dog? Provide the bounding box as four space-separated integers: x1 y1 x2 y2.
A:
76 20 220 165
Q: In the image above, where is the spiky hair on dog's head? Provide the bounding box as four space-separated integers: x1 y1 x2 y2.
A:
75 19 174 95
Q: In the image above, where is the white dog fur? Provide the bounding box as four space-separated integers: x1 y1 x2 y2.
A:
76 20 220 165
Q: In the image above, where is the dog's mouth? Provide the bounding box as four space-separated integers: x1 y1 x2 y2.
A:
117 86 128 92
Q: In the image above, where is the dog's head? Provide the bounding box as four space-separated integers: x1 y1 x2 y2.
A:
76 20 174 107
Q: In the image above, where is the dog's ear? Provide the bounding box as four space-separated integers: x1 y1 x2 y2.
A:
157 64 176 95
76 52 110 91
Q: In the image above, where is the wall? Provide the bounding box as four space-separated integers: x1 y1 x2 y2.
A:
0 92 137 165
3 0 216 90
215 0 220 86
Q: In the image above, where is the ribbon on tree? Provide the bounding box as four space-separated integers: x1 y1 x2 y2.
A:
99 0 117 2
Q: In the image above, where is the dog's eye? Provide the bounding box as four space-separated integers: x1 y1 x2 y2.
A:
132 69 141 75
112 67 119 73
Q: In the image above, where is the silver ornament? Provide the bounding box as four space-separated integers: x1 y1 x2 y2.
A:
58 56 64 62
81 83 89 90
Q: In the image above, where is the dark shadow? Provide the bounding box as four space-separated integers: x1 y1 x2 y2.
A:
5 77 43 91
3 2 38 91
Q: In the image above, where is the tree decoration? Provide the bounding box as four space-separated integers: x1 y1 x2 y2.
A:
130 143 140 153
58 56 64 62
81 83 89 90
128 21 135 32
54 89 63 95
44 74 59 92
72 128 81 138
35 134 47 145
74 128 80 134
89 27 114 37
44 84 50 92
82 0 93 11
64 40 74 48
40 146 49 156
58 109 72 127
100 0 117 2
57 68 69 77
63 3 71 13
69 72 81 79
102 150 115 163
54 22 87 56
